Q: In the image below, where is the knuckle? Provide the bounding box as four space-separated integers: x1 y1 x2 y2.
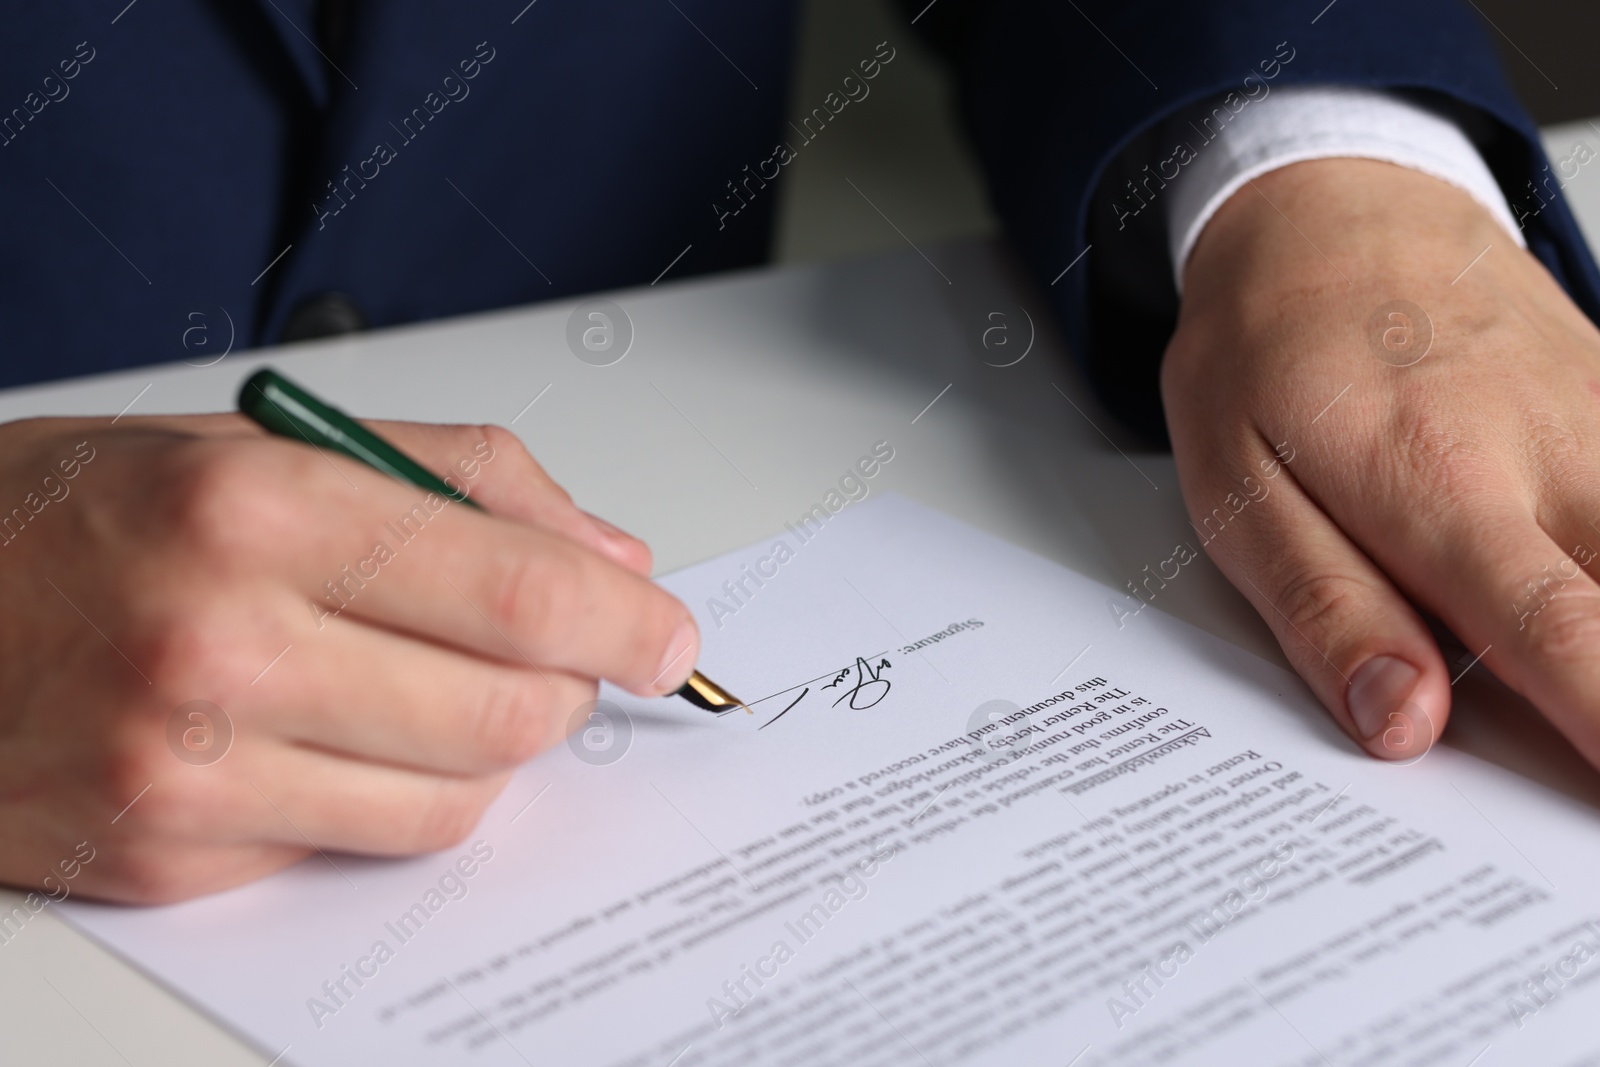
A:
478 424 550 480
1385 388 1509 509
94 847 198 905
129 758 234 839
97 714 229 841
159 442 294 557
1272 568 1371 641
476 423 526 463
403 782 492 853
139 607 246 697
492 549 569 649
465 675 554 766
477 423 569 503
1520 595 1600 664
163 449 251 551
1520 413 1584 481
1390 396 1466 466
98 729 170 827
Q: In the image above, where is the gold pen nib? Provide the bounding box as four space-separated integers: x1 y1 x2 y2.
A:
675 670 750 714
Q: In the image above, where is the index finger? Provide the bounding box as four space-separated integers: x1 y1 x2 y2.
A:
364 421 654 577
1397 502 1600 766
280 482 701 697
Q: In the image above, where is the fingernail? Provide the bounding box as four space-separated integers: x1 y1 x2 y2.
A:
654 619 699 694
585 511 628 541
1347 655 1421 740
583 511 637 566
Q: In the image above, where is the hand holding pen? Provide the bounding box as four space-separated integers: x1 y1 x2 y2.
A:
239 369 745 713
0 374 734 903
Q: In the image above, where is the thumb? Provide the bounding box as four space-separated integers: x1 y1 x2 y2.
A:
1183 461 1451 761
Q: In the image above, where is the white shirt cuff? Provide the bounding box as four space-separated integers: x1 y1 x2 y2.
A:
1166 86 1525 292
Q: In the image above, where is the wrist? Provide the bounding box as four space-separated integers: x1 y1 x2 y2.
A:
1178 158 1512 317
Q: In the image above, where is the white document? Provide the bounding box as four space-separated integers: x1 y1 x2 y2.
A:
60 494 1600 1065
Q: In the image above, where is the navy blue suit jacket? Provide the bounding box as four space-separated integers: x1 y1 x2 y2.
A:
3 1 1595 439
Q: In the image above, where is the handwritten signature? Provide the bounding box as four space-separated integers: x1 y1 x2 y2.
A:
824 656 893 710
759 655 895 729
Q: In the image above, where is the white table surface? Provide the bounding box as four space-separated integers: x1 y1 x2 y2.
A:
3 128 1600 1063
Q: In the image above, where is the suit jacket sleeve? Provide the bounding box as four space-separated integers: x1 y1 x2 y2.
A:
904 0 1600 442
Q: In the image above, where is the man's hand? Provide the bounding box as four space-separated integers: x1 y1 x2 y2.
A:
1165 157 1600 766
0 415 698 903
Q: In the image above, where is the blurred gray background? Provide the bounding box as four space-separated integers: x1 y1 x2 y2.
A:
775 0 1600 265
